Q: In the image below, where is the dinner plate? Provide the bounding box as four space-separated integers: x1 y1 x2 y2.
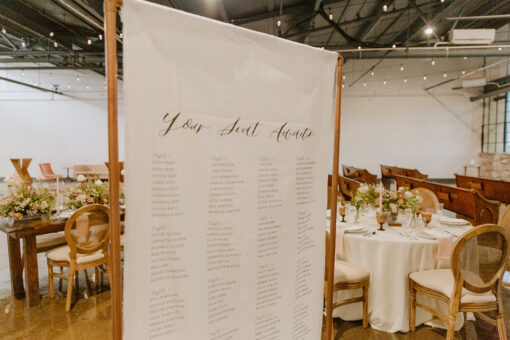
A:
415 228 450 239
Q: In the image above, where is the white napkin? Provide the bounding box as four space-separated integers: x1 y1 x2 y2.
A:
439 216 469 226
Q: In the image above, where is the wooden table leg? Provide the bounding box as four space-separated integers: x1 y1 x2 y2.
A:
23 235 40 307
7 236 25 299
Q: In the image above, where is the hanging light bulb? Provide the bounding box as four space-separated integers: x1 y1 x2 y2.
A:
277 20 281 27
443 73 447 78
53 42 58 47
21 70 25 76
363 82 367 87
87 39 92 45
498 47 502 51
342 74 346 80
119 33 123 38
392 44 396 48
329 13 333 20
404 78 407 83
464 56 468 60
341 84 345 88
86 85 90 90
383 80 387 85
76 76 80 82
67 85 71 89
49 32 54 37
431 59 435 66
21 40 26 48
424 27 433 35
400 64 404 71
99 34 103 40
358 46 362 50
383 4 388 12
423 76 427 80
462 70 466 75
1 27 6 34
371 71 375 76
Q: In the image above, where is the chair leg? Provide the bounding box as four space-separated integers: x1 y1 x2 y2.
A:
95 267 100 291
65 268 75 312
496 312 507 339
362 284 369 328
409 280 416 332
48 264 54 299
84 269 92 292
446 315 457 340
58 266 63 293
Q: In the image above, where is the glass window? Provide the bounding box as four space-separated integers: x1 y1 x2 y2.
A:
482 92 510 153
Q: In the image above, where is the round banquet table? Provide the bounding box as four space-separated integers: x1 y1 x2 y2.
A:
328 211 472 333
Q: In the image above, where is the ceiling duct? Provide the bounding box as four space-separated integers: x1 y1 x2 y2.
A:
449 29 495 45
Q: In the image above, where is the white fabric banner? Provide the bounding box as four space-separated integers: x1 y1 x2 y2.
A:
122 1 337 339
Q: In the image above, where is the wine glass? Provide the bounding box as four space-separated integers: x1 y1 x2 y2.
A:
338 205 346 222
376 211 386 231
422 210 432 228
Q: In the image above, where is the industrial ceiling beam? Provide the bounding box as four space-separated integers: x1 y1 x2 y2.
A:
0 65 107 70
0 75 64 94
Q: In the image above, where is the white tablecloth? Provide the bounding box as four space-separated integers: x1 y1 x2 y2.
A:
328 211 472 333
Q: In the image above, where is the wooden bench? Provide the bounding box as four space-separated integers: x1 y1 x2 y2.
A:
338 175 362 200
455 174 510 204
73 164 109 180
395 175 474 219
381 165 428 189
342 165 377 185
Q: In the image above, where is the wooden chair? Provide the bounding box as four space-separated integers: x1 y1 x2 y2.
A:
498 206 510 288
472 189 501 226
409 224 509 340
411 187 440 213
325 231 370 328
38 163 63 181
46 204 112 312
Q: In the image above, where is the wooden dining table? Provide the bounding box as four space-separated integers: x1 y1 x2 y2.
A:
0 218 67 307
0 214 124 307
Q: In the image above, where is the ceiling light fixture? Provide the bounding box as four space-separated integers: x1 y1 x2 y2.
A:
424 27 433 35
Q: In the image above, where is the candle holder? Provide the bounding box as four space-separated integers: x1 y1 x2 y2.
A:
376 211 386 231
338 205 346 222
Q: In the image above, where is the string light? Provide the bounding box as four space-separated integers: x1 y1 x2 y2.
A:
67 85 71 89
329 13 333 20
99 34 103 40
404 78 407 83
383 80 387 85
358 46 362 50
443 73 447 78
76 76 80 82
86 85 90 90
277 20 281 27
392 44 396 48
371 71 375 76
53 42 58 47
49 32 54 37
21 70 25 76
87 39 92 45
363 82 367 87
342 74 346 80
383 4 388 12
341 84 345 88
463 56 468 60
462 70 466 75
423 76 427 80
21 40 26 48
119 33 123 38
498 47 502 51
400 64 404 71
431 59 435 66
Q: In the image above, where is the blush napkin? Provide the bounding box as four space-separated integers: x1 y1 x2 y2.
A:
417 228 453 260
335 228 345 255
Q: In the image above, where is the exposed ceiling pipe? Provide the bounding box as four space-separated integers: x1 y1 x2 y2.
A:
0 75 64 95
447 14 510 20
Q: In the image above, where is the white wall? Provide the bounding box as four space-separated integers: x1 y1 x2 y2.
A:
338 56 507 178
0 66 124 178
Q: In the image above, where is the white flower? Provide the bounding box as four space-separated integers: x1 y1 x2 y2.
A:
120 169 125 176
77 175 86 182
390 203 398 213
95 180 103 186
404 191 413 199
358 186 369 194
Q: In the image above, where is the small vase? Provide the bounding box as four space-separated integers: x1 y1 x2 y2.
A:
355 208 360 224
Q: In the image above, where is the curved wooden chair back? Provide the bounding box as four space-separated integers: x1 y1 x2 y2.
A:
65 204 110 260
451 224 508 295
472 189 501 226
411 187 439 213
498 205 510 230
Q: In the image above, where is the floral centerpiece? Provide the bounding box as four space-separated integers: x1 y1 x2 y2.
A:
0 181 56 220
381 187 419 213
350 185 379 222
65 175 109 209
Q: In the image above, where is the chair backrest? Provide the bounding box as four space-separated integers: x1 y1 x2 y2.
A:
451 224 508 295
498 205 510 230
39 163 54 177
472 189 501 226
65 204 110 260
411 187 440 213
